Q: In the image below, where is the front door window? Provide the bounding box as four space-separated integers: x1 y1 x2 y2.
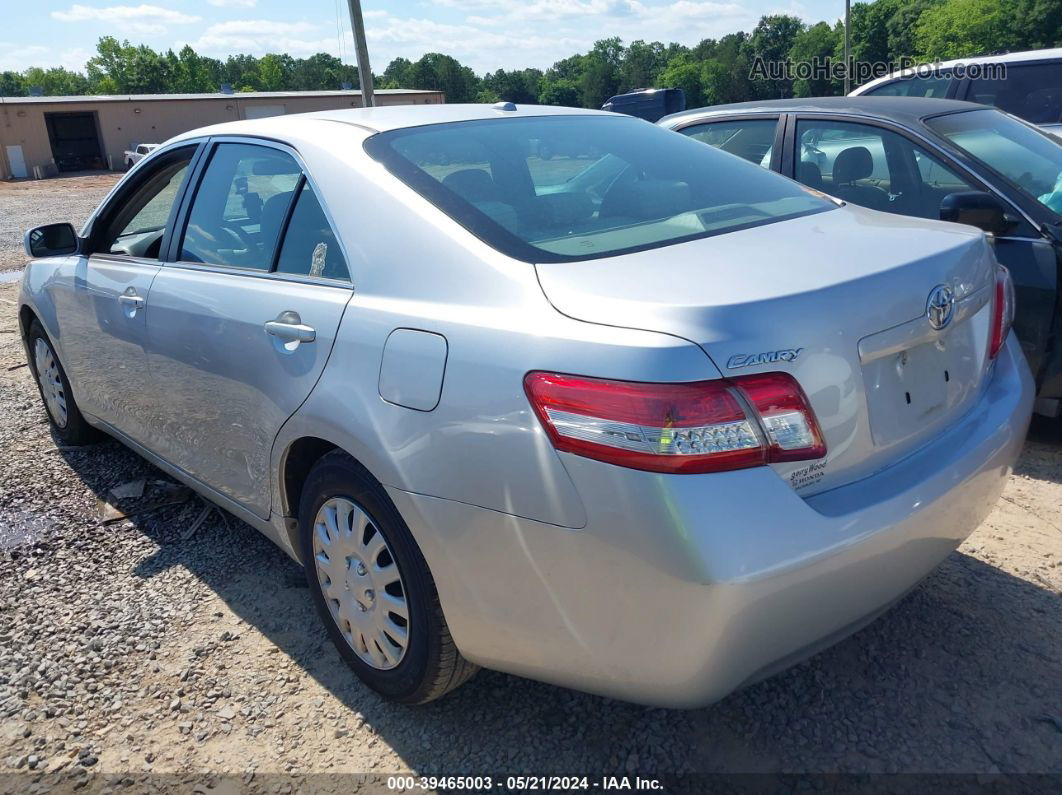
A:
796 120 980 220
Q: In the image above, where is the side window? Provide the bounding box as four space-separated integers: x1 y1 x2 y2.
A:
679 119 778 167
97 146 195 259
797 120 979 220
274 183 349 281
180 143 301 269
966 62 1062 126
864 74 952 98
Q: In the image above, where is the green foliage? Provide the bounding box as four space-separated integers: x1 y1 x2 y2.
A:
790 22 841 97
915 0 1017 59
657 57 705 107
482 68 543 104
1 3 1059 106
748 14 805 98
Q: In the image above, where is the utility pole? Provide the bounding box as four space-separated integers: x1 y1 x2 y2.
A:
346 0 375 107
843 0 851 94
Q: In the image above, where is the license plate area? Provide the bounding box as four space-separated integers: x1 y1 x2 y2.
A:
860 304 990 447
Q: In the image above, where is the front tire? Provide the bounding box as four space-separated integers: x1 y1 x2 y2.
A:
299 451 478 704
27 321 100 445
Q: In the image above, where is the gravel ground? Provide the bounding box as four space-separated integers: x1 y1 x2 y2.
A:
0 177 1060 789
0 173 120 272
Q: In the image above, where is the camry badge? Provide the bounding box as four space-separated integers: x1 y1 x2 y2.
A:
727 348 804 369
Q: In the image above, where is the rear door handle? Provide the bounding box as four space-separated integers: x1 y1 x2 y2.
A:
118 291 145 308
264 310 316 343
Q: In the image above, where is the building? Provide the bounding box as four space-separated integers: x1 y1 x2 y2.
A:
0 89 444 179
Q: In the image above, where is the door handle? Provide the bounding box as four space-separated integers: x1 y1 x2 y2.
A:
118 292 145 308
264 310 316 343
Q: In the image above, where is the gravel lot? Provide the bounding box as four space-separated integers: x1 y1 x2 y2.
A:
0 173 120 272
0 177 1060 789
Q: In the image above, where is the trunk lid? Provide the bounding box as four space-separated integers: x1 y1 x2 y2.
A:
535 205 998 496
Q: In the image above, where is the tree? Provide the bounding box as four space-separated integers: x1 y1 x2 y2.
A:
482 68 542 104
883 0 941 64
380 57 414 88
291 53 357 91
789 21 841 97
408 53 480 102
86 37 171 94
6 8 1062 104
1012 0 1062 50
579 38 624 108
657 56 705 107
619 40 667 91
222 54 261 92
21 67 88 96
0 71 24 96
169 46 222 93
748 15 805 98
700 60 731 105
537 77 580 106
915 0 1017 60
711 32 757 104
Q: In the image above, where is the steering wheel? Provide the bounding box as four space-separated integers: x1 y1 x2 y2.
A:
219 222 258 253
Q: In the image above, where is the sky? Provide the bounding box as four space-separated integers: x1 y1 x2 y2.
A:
0 0 847 76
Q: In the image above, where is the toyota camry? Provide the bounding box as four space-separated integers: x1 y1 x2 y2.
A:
18 103 1033 707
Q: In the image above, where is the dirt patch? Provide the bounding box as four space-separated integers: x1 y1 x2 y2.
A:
0 173 121 272
0 280 1059 789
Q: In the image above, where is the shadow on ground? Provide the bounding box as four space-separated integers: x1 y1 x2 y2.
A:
58 439 1062 776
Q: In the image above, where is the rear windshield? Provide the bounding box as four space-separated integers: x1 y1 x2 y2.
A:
363 115 834 263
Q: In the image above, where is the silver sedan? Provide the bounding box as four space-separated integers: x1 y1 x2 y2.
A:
18 104 1033 707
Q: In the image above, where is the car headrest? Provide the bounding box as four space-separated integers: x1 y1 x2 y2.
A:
442 169 497 203
832 147 874 185
260 191 294 245
600 179 692 220
798 161 824 191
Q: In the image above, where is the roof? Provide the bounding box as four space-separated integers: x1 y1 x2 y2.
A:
0 89 438 104
852 47 1062 95
172 102 614 139
660 96 987 127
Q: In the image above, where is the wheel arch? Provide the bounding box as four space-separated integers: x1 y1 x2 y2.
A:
18 303 39 344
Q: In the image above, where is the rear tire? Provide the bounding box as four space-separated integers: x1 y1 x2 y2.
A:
299 451 478 704
27 321 100 446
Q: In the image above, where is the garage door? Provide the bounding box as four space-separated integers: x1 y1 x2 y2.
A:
45 112 104 172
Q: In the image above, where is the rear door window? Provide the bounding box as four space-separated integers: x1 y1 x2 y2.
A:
677 118 779 167
863 74 953 98
274 183 349 281
964 62 1062 126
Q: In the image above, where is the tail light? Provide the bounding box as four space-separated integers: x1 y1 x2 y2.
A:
524 371 826 474
989 264 1015 359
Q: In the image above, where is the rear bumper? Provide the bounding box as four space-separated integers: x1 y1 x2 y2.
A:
390 335 1033 707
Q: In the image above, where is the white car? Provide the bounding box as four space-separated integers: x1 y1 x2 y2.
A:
124 143 159 169
851 48 1062 138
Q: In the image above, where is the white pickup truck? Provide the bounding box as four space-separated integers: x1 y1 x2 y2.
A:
124 143 159 169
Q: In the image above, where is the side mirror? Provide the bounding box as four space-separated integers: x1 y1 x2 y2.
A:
24 223 79 258
940 191 1017 237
